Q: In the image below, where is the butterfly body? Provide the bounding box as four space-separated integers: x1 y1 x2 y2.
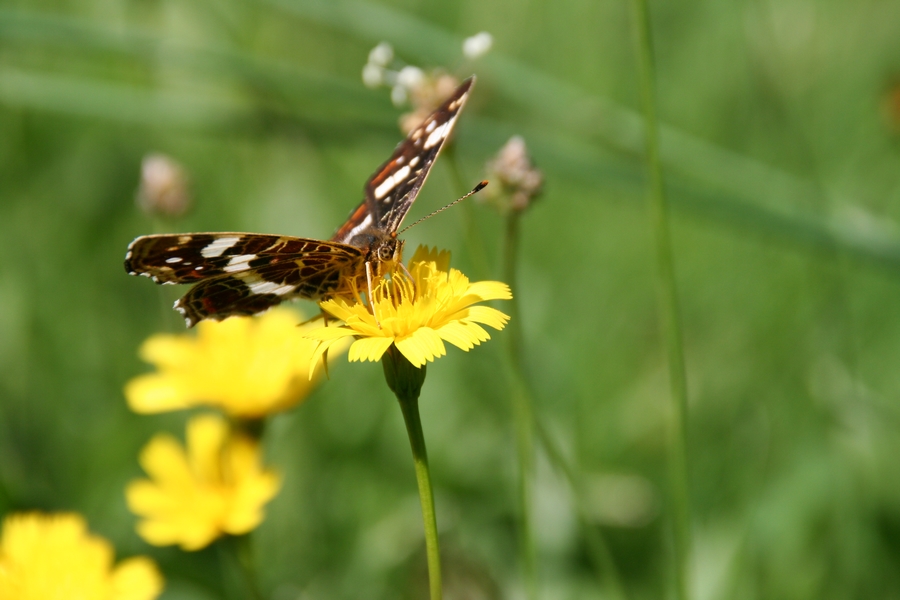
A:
125 77 473 327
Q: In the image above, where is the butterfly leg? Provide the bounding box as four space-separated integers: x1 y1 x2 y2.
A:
397 261 418 301
365 261 382 328
321 310 331 379
297 311 325 327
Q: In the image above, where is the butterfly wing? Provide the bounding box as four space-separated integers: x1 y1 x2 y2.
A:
332 76 475 244
125 233 365 326
126 77 476 326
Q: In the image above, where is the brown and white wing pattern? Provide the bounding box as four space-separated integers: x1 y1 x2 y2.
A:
125 233 364 326
331 77 474 244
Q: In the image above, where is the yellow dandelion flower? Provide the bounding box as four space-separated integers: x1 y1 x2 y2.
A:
306 246 512 371
125 307 338 418
126 414 281 551
0 512 163 600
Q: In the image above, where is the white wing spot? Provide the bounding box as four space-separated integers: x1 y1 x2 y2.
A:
248 280 296 295
374 165 411 199
409 156 420 167
165 257 183 264
424 115 457 149
222 254 257 273
425 120 436 133
344 214 373 240
201 236 241 258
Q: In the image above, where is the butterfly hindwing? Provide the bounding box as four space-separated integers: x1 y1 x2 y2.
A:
332 77 474 243
173 254 360 326
126 233 365 326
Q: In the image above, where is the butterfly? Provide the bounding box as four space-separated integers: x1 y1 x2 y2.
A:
125 77 476 328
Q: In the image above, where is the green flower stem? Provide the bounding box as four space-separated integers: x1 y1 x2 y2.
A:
502 211 538 600
383 347 442 600
220 534 264 600
629 1 692 599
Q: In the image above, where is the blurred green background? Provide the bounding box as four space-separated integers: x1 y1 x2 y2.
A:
3 0 900 598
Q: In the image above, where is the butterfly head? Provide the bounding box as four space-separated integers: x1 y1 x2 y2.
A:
369 233 405 274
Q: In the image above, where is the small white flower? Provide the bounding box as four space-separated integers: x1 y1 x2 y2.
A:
368 42 394 67
396 65 425 90
463 32 493 59
362 63 384 88
390 84 408 107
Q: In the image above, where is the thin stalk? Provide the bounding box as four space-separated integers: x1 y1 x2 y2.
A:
629 2 692 599
502 211 628 598
502 211 538 600
532 418 628 600
218 534 264 600
443 144 492 279
234 534 264 600
383 348 442 600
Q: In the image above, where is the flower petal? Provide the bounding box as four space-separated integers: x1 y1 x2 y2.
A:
462 306 511 330
349 337 394 363
125 374 193 414
396 328 446 367
111 557 164 600
465 280 512 301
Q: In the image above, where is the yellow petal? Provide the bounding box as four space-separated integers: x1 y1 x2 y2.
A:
465 280 513 301
111 557 165 600
125 374 192 413
435 321 484 350
186 415 228 481
138 436 192 485
462 306 511 330
304 326 358 341
395 328 446 367
139 335 196 369
349 337 394 362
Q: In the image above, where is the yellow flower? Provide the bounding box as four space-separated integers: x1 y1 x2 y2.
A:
125 307 335 418
126 414 281 551
306 246 511 370
0 512 163 600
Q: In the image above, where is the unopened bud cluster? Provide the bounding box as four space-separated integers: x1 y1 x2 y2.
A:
136 153 191 218
484 136 543 213
362 33 493 135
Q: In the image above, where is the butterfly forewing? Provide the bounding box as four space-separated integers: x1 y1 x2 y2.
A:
125 77 476 327
125 233 363 283
332 77 474 244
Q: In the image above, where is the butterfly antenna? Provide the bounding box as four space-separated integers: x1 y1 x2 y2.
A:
399 180 488 235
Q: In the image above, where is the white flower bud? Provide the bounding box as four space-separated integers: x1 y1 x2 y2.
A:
368 42 394 67
390 84 408 107
362 63 384 88
396 65 425 90
463 31 493 59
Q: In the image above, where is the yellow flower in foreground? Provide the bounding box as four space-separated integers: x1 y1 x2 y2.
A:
126 414 281 551
306 246 512 370
0 512 163 600
126 307 335 418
